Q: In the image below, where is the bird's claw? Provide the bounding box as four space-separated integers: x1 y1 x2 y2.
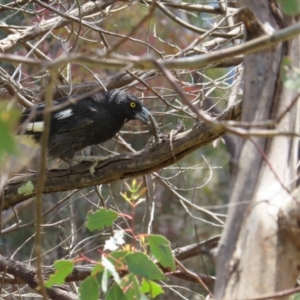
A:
89 162 98 175
71 154 119 175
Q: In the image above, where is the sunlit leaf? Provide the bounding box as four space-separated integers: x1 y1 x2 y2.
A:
277 0 300 16
133 187 147 200
141 279 164 299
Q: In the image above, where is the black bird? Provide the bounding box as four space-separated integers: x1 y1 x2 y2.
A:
19 90 151 173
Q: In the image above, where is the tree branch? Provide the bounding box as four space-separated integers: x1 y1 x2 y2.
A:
0 255 77 300
1 20 300 71
3 101 242 210
0 236 219 292
0 70 159 103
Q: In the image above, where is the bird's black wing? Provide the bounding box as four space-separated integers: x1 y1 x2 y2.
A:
47 97 108 160
53 97 101 133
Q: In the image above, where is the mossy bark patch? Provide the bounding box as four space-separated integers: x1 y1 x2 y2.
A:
17 181 34 196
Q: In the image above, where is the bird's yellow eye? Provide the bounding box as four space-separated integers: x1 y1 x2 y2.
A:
130 102 136 108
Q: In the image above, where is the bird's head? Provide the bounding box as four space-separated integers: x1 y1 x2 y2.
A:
110 90 151 125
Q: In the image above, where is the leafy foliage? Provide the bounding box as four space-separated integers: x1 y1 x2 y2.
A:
121 179 147 206
277 0 300 16
49 181 172 299
77 213 168 299
141 279 164 299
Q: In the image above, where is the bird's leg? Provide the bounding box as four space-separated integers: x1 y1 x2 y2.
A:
71 154 118 174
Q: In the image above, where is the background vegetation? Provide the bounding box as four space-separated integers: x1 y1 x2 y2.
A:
1 0 299 299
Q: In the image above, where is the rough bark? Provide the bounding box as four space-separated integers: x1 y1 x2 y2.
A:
214 1 300 299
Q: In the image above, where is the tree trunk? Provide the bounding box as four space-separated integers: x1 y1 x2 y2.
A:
214 1 300 298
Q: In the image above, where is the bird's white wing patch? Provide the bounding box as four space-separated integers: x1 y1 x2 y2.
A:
26 121 44 132
54 108 73 120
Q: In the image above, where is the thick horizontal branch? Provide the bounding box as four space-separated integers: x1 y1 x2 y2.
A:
173 235 221 261
3 101 242 210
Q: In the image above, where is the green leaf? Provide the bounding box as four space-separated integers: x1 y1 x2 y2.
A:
44 260 74 288
86 208 118 231
107 251 129 269
290 293 300 300
105 284 127 300
148 235 175 271
120 274 142 300
79 276 99 300
0 105 19 165
141 279 164 299
125 252 164 280
91 263 104 276
277 0 300 16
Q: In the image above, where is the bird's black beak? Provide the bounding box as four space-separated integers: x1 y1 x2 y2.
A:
134 107 151 125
